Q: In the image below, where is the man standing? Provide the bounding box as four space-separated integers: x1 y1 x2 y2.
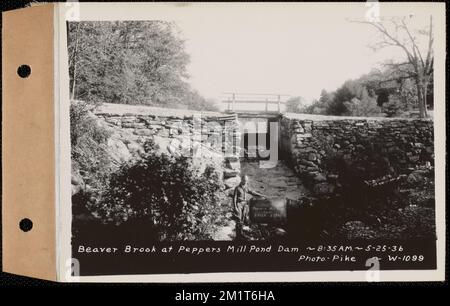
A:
233 175 266 237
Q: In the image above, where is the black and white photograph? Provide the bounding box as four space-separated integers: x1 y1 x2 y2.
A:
64 3 444 279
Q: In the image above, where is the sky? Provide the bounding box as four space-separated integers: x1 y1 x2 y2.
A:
170 4 432 106
73 2 437 108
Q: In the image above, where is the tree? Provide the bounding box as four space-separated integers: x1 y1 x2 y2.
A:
67 21 215 110
354 16 434 118
316 89 333 114
342 84 382 117
302 89 334 115
382 94 404 117
328 82 353 115
285 96 305 113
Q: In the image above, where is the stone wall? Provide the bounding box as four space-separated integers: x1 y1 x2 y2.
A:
93 103 242 189
280 113 434 196
88 103 434 199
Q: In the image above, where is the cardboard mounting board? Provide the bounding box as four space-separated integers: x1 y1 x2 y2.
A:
2 4 56 281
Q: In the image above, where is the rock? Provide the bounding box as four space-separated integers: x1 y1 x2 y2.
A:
313 173 327 182
224 177 241 189
302 123 312 132
133 129 154 136
167 144 179 156
299 160 318 168
226 160 241 170
179 137 191 148
408 155 420 162
71 171 85 195
105 118 120 125
127 141 144 155
107 137 132 163
273 228 287 237
224 169 240 178
224 188 235 197
327 174 338 180
121 122 137 128
71 171 83 186
180 146 192 157
297 133 312 139
313 182 335 195
169 128 179 136
344 221 365 228
120 117 136 123
170 138 181 149
304 147 317 153
308 153 317 161
157 129 170 137
356 144 365 151
133 123 147 129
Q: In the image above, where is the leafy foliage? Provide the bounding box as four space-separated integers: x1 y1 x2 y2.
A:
344 97 382 117
356 16 434 118
70 102 113 190
68 21 217 110
97 139 222 240
304 65 433 117
382 94 405 117
285 96 306 113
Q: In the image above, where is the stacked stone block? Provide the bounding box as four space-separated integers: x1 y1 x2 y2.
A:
280 116 434 196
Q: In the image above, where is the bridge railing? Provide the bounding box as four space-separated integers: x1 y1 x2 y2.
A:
222 93 290 113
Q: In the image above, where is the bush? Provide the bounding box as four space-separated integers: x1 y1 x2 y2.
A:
97 139 222 240
344 97 383 117
382 94 404 117
70 102 113 190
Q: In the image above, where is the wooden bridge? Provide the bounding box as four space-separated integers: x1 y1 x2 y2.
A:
222 93 290 114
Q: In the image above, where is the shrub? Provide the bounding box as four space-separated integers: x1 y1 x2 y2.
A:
382 94 404 117
344 97 383 117
98 139 222 240
70 102 113 190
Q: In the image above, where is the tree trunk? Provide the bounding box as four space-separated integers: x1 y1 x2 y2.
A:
415 78 425 118
422 80 429 117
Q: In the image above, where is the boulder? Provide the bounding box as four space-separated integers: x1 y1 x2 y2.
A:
167 144 180 157
157 128 170 137
407 169 428 185
133 129 154 136
126 141 144 155
71 170 85 195
226 160 241 170
107 137 132 163
273 228 287 237
224 177 241 189
308 153 317 161
341 221 375 239
225 156 240 163
170 138 181 149
224 168 240 178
